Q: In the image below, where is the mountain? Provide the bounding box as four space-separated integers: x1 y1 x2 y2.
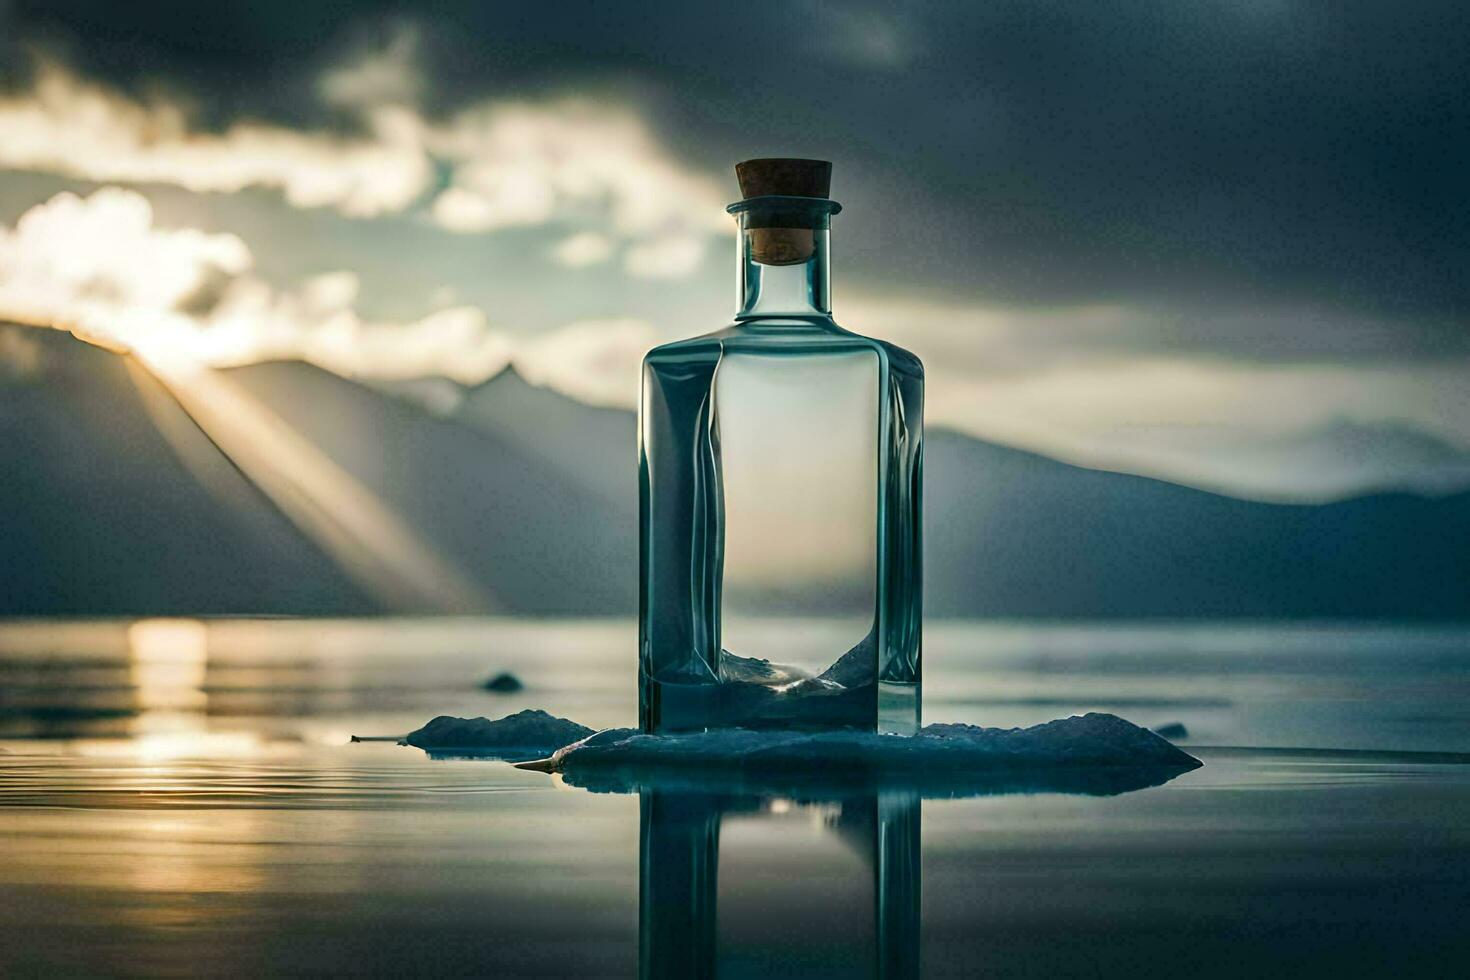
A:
1068 417 1470 503
924 430 1470 618
0 325 373 615
451 365 635 509
226 359 635 614
2 323 1467 618
1150 419 1470 502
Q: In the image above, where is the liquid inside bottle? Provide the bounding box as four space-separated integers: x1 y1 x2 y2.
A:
639 159 922 734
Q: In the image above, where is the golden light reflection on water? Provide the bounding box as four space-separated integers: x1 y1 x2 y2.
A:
127 618 213 759
66 617 264 760
128 618 208 713
123 812 269 897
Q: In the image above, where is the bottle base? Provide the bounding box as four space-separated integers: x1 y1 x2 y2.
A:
641 674 921 735
877 680 921 736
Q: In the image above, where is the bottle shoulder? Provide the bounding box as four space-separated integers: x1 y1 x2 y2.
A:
645 317 923 380
868 335 924 379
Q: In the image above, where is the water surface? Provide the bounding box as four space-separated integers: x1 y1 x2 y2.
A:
1 619 1467 976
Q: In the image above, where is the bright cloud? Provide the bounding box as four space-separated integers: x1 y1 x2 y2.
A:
0 186 251 323
624 233 707 279
318 25 425 110
0 187 657 396
423 98 726 279
0 188 510 383
424 99 726 237
0 59 727 278
514 318 658 408
0 64 432 216
550 231 614 268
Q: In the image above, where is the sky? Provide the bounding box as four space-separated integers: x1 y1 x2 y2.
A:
0 1 1467 501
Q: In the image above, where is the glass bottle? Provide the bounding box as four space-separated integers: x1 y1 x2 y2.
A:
639 158 922 734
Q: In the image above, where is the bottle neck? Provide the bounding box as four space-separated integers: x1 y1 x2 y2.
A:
730 197 839 320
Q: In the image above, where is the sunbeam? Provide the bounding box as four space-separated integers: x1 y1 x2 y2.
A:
125 355 489 614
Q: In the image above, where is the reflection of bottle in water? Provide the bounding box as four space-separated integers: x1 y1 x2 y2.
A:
639 158 923 734
639 789 920 979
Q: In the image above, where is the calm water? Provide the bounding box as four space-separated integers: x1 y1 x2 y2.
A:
1 619 1467 977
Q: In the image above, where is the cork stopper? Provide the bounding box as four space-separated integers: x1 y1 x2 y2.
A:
735 159 833 266
735 158 832 200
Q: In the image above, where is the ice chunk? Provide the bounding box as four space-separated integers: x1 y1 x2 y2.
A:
534 712 1196 771
514 712 1201 797
399 709 593 758
385 711 1203 796
816 633 876 689
719 651 814 686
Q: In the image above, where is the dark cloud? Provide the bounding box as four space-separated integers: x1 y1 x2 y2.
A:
5 1 1469 357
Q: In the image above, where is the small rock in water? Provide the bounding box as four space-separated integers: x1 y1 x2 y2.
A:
482 672 525 693
1151 722 1189 740
402 709 593 753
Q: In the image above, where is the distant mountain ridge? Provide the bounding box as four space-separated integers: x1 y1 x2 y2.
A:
2 324 1467 618
1090 418 1470 502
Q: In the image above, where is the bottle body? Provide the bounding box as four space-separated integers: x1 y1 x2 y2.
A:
639 185 922 733
639 318 922 733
